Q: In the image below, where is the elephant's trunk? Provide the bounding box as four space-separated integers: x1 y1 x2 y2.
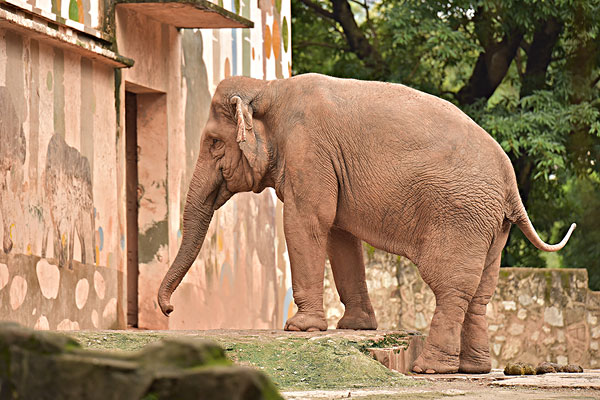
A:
157 164 218 316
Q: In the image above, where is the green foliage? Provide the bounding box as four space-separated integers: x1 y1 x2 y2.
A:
293 0 600 285
561 174 600 290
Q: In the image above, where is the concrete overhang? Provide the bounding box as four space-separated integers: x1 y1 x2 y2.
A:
116 0 254 29
0 1 134 68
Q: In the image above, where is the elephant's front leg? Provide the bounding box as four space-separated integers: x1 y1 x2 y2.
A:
327 227 377 330
283 196 336 332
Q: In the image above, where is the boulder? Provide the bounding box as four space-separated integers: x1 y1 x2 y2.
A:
0 322 281 399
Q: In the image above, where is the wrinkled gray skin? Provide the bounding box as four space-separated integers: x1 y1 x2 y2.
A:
158 74 575 374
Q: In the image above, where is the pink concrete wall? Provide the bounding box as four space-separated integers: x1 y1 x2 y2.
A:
0 0 292 331
116 1 293 330
0 28 124 329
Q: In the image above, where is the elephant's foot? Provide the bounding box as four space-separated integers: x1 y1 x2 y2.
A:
458 351 491 374
337 307 377 330
285 311 327 332
411 347 459 374
459 313 492 373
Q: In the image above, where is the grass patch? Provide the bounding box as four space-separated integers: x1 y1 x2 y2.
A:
72 332 418 391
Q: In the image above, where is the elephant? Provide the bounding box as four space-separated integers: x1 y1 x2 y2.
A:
41 134 96 269
157 73 575 374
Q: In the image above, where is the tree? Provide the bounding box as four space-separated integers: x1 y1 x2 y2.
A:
292 0 600 288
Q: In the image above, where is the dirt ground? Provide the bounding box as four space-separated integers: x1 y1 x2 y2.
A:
70 329 600 400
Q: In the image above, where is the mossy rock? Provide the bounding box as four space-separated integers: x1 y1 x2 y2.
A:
0 323 282 400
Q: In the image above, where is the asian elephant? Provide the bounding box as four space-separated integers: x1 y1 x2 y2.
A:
158 73 575 374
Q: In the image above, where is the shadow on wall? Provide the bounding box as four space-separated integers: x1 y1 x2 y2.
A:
0 86 95 269
0 86 26 255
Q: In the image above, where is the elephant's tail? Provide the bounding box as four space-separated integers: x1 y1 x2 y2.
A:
507 189 576 252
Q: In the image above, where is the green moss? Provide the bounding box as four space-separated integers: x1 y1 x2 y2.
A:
222 337 414 390
356 333 412 355
73 332 418 391
560 270 572 291
73 331 166 352
364 243 376 261
544 270 553 303
499 268 511 280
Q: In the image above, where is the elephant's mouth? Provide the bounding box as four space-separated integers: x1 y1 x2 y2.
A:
213 182 233 210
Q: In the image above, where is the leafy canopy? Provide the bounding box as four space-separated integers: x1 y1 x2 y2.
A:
292 0 600 287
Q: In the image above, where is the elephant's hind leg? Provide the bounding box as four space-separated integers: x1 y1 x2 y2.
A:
327 227 377 330
459 225 510 373
412 246 487 374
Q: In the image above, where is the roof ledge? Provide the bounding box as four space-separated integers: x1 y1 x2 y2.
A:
0 3 133 68
116 0 254 29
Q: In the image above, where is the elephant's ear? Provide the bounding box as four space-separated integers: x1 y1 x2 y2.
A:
231 96 269 177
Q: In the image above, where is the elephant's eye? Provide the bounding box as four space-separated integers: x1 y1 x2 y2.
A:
212 138 219 146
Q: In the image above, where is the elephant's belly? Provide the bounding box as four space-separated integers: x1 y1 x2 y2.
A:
333 205 416 260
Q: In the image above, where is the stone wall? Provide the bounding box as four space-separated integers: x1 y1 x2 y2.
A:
323 249 600 369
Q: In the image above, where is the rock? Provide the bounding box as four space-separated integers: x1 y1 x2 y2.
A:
0 322 282 400
504 362 536 375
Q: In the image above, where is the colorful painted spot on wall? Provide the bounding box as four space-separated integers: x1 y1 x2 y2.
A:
46 71 53 91
234 0 240 14
0 264 8 291
282 16 289 53
224 57 231 78
10 275 27 311
252 47 255 60
68 0 84 23
98 226 104 251
288 62 292 77
275 0 282 13
264 25 272 59
272 19 281 60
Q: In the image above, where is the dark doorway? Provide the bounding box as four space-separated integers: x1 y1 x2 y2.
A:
125 91 139 327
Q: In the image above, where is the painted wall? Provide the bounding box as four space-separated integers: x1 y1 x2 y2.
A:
1 0 292 330
0 28 123 329
114 0 293 330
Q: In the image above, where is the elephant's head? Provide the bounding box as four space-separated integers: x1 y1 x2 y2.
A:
157 77 272 316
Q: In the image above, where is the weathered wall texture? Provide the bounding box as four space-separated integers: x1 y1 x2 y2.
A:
114 0 293 330
1 0 292 330
324 249 600 369
0 28 122 329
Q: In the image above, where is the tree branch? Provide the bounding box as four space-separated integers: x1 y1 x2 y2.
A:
520 17 562 97
298 0 335 20
456 28 523 105
330 0 387 78
293 41 346 50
